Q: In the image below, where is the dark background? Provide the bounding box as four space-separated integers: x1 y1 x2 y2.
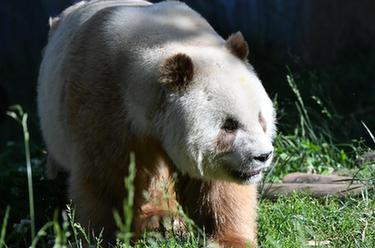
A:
1 0 374 143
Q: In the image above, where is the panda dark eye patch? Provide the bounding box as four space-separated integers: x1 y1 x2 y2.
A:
222 118 239 133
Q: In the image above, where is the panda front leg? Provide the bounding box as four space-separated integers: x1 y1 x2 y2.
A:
131 165 182 239
68 163 125 244
176 178 258 248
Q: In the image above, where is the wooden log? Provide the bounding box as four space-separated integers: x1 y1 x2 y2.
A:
261 183 370 199
282 172 355 184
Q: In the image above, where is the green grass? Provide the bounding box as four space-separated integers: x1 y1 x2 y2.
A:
259 193 375 248
6 106 35 240
0 72 374 247
264 73 374 183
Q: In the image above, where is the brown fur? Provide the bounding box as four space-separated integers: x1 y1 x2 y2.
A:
57 8 258 247
216 130 236 154
46 155 60 179
176 178 258 247
259 112 267 133
225 32 249 61
160 53 194 90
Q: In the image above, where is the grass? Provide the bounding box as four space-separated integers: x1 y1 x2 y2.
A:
6 105 35 240
258 193 375 248
0 72 374 247
0 207 10 248
264 73 374 183
114 152 136 246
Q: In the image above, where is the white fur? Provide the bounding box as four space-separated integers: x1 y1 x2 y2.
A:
38 0 152 170
155 47 276 183
38 0 276 184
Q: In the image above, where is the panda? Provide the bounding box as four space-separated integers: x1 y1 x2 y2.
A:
37 0 276 247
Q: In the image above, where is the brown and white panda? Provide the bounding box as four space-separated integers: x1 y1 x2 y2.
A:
37 0 276 247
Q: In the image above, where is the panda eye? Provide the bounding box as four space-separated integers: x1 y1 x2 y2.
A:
222 118 239 133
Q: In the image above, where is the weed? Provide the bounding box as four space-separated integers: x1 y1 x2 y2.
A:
0 207 10 248
362 121 375 146
6 105 35 240
114 152 136 247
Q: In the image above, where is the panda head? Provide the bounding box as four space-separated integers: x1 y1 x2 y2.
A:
157 32 276 184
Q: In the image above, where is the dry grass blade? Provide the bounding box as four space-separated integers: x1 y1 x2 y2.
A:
361 121 375 145
0 207 10 248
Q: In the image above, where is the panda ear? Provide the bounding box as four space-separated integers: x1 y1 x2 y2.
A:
160 53 194 90
225 31 249 61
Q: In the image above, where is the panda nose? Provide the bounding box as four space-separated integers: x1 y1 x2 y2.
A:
253 151 272 163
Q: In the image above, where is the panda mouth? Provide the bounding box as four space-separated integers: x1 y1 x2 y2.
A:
230 169 262 181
